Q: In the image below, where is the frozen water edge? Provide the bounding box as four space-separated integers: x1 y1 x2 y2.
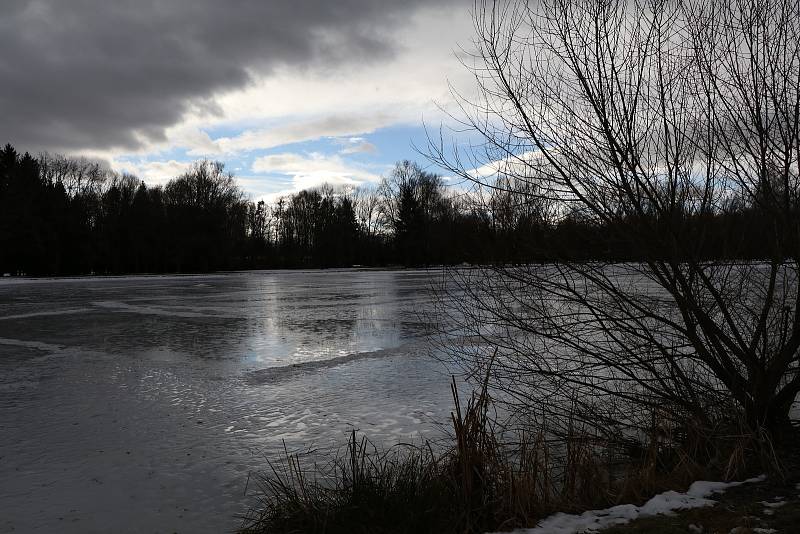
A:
0 270 461 533
497 475 767 534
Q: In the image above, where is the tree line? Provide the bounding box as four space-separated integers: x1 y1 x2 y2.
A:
0 142 790 276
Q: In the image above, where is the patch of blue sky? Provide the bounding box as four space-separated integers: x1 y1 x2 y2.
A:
364 125 428 163
235 122 484 198
114 121 483 197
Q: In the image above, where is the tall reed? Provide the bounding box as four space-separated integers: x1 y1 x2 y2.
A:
239 373 772 533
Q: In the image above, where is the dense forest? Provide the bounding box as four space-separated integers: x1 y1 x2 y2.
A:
0 142 785 275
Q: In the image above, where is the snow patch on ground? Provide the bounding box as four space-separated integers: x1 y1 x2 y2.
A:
760 498 786 516
497 475 766 534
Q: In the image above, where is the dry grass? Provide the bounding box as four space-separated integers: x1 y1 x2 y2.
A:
239 373 779 534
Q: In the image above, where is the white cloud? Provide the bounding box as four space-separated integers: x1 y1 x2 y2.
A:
171 126 219 155
67 3 477 199
252 152 384 193
192 113 393 155
468 151 544 180
113 159 194 186
133 3 475 158
338 140 378 155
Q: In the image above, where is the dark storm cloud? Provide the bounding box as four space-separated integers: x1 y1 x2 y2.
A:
0 0 457 152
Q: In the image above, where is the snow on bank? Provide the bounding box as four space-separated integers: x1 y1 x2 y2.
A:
496 475 766 534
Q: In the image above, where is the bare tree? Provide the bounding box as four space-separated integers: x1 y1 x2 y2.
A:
429 0 800 437
37 152 112 197
165 160 244 210
351 185 387 238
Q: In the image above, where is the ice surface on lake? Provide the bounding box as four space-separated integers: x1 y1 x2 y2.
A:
0 270 459 533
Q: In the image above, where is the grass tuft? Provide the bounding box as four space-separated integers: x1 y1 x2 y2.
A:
239 373 779 534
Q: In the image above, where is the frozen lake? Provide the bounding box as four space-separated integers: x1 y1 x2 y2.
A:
0 270 461 533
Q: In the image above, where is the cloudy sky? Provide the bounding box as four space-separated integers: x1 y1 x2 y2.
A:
0 1 477 200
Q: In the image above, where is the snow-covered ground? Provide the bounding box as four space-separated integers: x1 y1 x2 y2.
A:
0 270 459 533
500 476 766 534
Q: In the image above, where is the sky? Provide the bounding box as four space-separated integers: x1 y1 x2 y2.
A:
0 1 478 201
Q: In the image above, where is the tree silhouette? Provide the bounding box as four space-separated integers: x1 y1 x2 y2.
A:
429 0 800 437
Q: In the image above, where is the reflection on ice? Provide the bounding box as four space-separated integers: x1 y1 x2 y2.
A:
0 270 456 534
